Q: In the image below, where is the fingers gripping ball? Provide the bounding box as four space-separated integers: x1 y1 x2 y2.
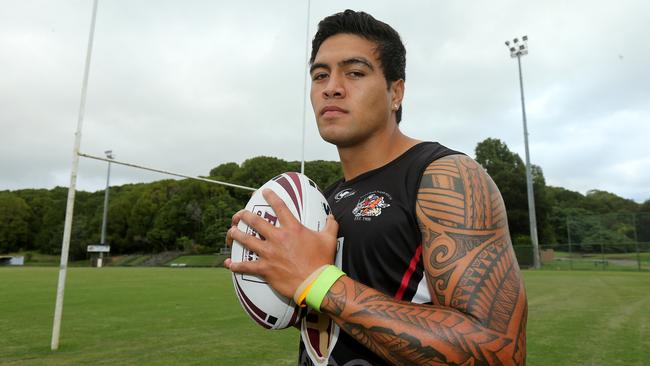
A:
230 172 331 330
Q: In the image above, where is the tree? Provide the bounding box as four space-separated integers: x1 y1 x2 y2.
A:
11 189 54 248
16 153 644 257
474 138 553 245
146 181 187 252
103 186 140 254
0 192 32 253
303 160 343 190
640 199 650 213
582 227 634 253
547 186 586 209
582 190 638 214
232 156 297 188
127 183 169 252
531 165 556 244
209 162 240 181
201 187 240 248
69 214 93 260
475 139 527 233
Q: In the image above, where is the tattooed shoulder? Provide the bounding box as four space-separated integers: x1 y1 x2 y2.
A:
416 154 527 363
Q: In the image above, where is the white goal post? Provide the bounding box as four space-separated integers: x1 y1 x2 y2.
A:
51 0 311 351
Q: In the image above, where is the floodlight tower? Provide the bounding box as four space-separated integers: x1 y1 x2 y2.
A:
98 149 114 268
505 35 541 269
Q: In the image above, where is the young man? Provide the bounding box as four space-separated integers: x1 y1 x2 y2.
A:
226 10 527 365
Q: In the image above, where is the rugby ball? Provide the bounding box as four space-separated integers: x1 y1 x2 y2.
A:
231 172 331 330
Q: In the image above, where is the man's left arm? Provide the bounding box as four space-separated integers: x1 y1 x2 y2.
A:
319 155 527 365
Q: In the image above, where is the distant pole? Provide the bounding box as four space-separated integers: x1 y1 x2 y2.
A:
51 0 99 351
299 0 311 175
566 217 572 270
98 150 114 268
505 35 541 269
632 214 640 271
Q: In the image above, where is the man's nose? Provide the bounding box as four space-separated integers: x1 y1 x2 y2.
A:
323 74 345 99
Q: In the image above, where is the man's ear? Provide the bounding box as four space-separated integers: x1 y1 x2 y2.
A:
390 79 405 109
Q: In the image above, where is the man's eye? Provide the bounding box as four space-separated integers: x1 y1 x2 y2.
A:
347 71 364 78
312 73 328 81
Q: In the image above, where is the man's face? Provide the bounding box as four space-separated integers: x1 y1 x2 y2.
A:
310 33 402 148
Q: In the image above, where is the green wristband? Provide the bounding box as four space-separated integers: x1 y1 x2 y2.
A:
305 265 345 312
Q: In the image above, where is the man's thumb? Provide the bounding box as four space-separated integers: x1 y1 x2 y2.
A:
323 214 339 235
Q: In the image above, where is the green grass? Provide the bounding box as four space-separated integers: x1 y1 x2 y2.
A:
0 267 298 365
127 255 153 266
1 268 648 365
109 254 157 267
108 255 131 266
167 255 227 267
524 271 650 365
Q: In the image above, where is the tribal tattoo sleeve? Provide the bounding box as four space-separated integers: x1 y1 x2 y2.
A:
321 155 527 366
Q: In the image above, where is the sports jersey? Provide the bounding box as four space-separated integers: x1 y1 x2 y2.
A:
299 141 461 365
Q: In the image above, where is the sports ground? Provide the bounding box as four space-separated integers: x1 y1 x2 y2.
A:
1 268 648 365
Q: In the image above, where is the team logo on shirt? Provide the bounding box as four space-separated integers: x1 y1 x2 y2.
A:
334 188 356 202
352 191 391 220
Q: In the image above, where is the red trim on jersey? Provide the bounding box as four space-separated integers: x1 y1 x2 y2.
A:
395 243 423 300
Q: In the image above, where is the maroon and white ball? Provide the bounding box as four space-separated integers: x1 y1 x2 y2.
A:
231 172 331 330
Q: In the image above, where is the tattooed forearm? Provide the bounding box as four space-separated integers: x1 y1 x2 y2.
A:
320 155 527 365
322 277 515 366
342 322 451 366
321 278 347 316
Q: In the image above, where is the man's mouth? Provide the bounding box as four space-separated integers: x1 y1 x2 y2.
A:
321 106 348 117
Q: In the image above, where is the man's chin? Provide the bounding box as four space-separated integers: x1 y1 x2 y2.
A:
320 133 360 148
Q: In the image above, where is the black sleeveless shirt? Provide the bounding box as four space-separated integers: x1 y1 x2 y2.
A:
299 142 461 366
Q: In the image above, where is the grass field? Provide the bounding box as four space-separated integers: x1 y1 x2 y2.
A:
167 255 228 267
1 268 648 365
113 255 153 267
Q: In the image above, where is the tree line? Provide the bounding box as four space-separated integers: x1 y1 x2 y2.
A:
475 138 650 256
1 139 648 259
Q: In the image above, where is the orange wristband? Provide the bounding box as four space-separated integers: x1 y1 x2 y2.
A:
296 281 316 307
293 265 328 306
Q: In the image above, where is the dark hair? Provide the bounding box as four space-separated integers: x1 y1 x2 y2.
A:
310 10 406 123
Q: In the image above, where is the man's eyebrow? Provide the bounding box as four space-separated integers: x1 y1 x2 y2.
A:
309 57 375 74
310 62 329 74
339 57 374 71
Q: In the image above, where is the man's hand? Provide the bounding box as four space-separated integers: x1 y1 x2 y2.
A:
224 188 339 298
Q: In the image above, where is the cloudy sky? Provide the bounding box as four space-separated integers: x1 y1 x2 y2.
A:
1 0 648 202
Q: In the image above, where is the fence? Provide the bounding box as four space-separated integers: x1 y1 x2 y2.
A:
514 212 650 271
514 243 650 271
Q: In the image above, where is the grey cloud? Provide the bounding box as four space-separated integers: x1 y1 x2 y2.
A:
1 0 648 202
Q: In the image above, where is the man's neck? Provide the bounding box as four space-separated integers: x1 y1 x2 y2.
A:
337 127 420 181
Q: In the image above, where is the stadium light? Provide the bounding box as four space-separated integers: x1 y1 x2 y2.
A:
504 35 541 269
98 150 114 268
